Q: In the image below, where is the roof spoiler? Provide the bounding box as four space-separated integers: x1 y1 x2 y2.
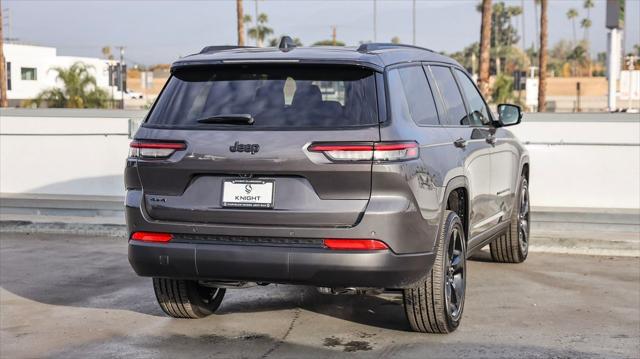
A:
357 43 433 53
199 45 255 54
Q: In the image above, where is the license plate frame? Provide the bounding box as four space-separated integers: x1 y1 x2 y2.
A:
222 179 275 209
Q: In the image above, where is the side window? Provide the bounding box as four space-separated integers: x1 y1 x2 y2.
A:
387 66 439 126
429 65 468 126
454 68 492 126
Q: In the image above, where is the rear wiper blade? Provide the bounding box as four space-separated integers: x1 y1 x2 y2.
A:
196 114 255 125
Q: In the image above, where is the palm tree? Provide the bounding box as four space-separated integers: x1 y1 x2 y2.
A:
538 0 548 112
566 8 578 45
581 17 593 76
247 13 273 47
583 0 594 41
236 0 245 46
478 0 492 98
580 18 592 43
568 44 588 75
582 0 594 76
30 62 108 108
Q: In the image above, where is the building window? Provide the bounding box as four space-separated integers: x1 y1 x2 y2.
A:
6 62 11 90
21 67 37 81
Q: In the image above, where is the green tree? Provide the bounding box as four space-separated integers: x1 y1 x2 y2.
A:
580 18 592 42
449 42 480 72
247 13 273 47
313 39 346 46
583 0 594 41
566 8 579 44
491 74 515 103
30 62 108 108
477 1 522 50
568 43 589 75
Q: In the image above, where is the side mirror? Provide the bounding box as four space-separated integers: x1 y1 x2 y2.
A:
497 104 523 127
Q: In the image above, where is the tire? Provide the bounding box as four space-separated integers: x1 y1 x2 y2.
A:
403 210 466 333
490 176 530 263
153 278 225 319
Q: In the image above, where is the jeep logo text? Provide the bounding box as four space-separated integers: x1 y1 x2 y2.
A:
229 141 260 154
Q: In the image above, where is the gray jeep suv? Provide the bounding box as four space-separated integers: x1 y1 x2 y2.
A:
126 39 530 333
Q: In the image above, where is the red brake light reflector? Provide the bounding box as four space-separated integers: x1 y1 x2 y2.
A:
308 141 418 162
129 141 186 158
323 238 389 250
131 231 173 243
130 142 186 149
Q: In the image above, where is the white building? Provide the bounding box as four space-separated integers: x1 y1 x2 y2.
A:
2 43 120 106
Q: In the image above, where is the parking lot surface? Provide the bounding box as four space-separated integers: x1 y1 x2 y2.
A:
1 233 638 359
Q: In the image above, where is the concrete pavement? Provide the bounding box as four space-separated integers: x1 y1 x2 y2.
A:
1 233 639 359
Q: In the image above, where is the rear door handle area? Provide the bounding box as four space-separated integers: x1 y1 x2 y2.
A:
454 138 467 148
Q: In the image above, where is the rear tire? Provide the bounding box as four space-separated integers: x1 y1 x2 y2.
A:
490 176 530 263
153 278 225 318
403 210 466 333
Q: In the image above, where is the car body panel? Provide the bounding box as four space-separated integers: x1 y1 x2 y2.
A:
126 45 528 288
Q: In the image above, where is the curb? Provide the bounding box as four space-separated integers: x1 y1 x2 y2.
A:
0 220 126 238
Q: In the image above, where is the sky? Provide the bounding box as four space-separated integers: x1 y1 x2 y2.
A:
3 0 640 66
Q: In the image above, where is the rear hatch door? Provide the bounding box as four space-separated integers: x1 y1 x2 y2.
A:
132 64 380 227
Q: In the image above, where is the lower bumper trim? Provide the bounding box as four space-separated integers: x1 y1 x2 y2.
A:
129 241 434 288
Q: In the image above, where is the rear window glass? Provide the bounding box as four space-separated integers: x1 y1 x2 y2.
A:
146 65 378 129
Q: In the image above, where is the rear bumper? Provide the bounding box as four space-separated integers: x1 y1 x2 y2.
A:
128 240 434 288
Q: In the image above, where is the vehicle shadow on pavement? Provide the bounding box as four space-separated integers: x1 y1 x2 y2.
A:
219 285 411 331
1 234 409 330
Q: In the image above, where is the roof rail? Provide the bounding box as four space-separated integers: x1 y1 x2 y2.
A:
278 36 297 51
199 45 254 54
357 43 433 53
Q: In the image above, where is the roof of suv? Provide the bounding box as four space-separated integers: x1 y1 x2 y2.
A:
171 43 462 72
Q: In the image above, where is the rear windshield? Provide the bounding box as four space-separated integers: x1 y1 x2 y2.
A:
145 65 379 129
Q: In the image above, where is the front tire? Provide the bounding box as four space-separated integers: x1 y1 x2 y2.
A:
153 278 225 318
403 210 466 333
490 176 530 263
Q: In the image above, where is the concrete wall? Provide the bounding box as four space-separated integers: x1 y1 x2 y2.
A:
1 109 638 209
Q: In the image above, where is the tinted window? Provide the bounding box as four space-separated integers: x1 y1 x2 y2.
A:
429 66 468 126
454 69 491 126
387 66 439 126
146 65 378 129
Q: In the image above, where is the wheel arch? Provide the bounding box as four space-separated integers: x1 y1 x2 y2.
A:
442 176 470 242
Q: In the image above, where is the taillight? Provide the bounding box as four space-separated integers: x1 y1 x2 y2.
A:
131 231 173 243
323 238 389 250
308 141 418 162
129 140 186 159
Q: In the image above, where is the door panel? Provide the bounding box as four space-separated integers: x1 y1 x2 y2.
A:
427 65 495 239
492 128 520 219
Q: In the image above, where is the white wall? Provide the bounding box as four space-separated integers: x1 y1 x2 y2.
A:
0 112 131 197
509 119 640 209
0 110 639 209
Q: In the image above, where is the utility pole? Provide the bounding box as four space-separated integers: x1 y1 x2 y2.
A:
4 6 9 41
521 0 525 54
373 0 377 42
606 0 624 112
117 46 125 110
0 3 7 108
255 0 259 46
237 0 245 46
331 26 337 46
412 0 416 45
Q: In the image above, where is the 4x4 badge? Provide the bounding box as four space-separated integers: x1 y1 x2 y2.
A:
229 141 260 154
